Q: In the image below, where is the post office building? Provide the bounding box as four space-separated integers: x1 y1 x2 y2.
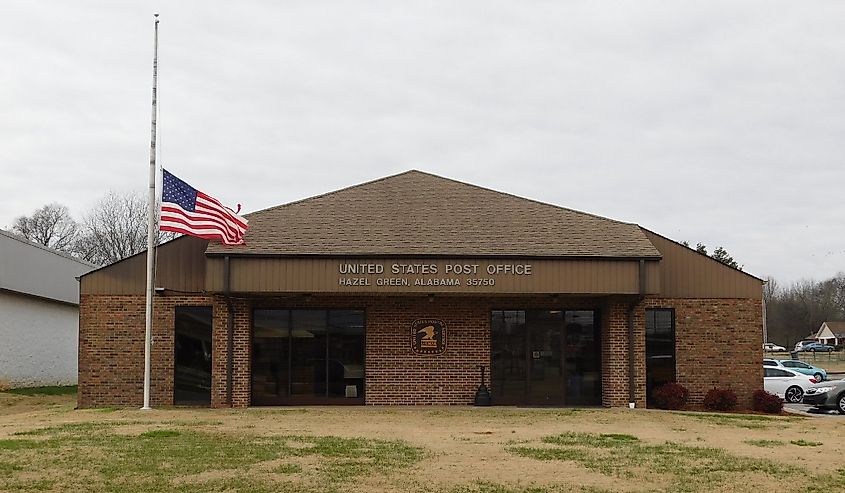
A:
78 171 764 408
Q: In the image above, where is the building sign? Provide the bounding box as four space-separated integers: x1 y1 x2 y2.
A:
207 257 659 295
337 261 533 289
411 319 447 355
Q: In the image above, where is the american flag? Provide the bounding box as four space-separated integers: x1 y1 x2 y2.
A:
160 169 248 245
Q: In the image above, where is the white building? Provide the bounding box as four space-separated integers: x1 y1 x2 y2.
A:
815 321 845 347
0 229 94 387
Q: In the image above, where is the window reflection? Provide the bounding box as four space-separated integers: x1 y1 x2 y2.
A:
174 306 212 406
491 309 600 406
252 309 365 405
645 309 676 405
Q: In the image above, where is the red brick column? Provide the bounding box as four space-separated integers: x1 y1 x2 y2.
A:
631 304 647 407
600 298 647 408
232 299 252 407
601 299 628 407
211 297 251 408
150 296 176 407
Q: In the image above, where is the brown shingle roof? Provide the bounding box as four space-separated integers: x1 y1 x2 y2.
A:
206 170 662 258
823 321 845 331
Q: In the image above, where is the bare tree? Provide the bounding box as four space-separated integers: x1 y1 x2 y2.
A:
11 203 79 252
765 274 845 347
763 276 778 306
74 191 177 266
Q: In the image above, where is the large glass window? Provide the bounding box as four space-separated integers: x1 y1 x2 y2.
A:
564 311 601 405
491 309 600 406
645 308 676 405
174 306 212 406
252 309 365 405
252 309 291 403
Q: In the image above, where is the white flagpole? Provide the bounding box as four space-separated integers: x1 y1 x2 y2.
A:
142 13 160 410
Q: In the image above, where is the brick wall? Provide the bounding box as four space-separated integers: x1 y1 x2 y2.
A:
78 293 212 408
365 297 488 405
78 293 762 409
642 298 763 408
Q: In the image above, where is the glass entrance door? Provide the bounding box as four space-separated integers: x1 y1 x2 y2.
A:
527 311 566 405
492 309 600 406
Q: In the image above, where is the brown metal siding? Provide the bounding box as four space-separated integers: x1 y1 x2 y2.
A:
80 236 208 295
206 257 661 295
642 230 762 299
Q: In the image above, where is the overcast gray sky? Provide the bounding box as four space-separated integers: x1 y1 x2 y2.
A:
2 1 843 284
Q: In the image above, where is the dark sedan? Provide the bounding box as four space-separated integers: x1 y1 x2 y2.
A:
803 379 845 414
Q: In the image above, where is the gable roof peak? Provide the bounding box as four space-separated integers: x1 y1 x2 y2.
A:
207 170 661 258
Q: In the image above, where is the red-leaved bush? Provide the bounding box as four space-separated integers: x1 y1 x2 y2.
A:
752 389 783 414
652 383 690 410
703 388 738 411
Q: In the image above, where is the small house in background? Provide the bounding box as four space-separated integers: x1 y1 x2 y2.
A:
0 229 94 388
815 321 845 347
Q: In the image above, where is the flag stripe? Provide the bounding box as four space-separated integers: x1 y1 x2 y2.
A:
162 204 240 239
194 198 248 232
195 195 248 229
160 212 246 243
197 192 248 228
161 212 238 233
161 204 240 234
160 224 240 242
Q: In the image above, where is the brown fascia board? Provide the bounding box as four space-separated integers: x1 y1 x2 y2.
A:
202 252 662 261
638 226 765 283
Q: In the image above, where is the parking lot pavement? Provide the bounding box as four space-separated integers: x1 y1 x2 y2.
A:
784 403 843 417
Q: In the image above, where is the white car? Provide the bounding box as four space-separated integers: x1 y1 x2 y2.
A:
794 340 815 351
763 342 786 352
763 367 818 403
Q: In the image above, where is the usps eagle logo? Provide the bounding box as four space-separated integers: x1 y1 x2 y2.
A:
411 319 447 355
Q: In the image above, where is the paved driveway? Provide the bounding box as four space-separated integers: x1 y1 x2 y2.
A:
784 403 843 417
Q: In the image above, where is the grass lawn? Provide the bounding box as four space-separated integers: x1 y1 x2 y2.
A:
1 392 844 492
4 385 78 396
